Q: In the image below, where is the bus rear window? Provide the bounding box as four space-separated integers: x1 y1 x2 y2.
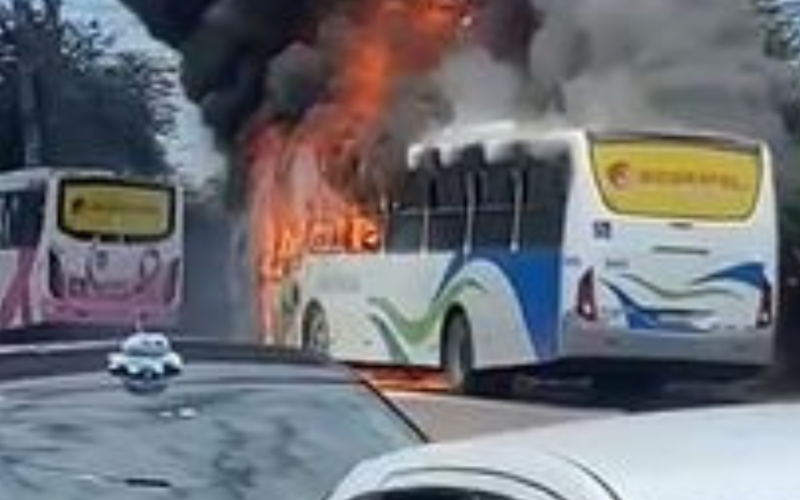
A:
591 138 762 221
59 180 175 241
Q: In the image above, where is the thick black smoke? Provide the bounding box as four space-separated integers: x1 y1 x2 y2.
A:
120 0 534 143
119 0 333 143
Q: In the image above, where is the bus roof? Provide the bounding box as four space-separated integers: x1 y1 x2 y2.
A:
408 122 764 170
0 167 176 185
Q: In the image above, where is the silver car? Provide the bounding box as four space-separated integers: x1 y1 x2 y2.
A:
331 402 800 500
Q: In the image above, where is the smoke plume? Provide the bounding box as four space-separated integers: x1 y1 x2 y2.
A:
441 0 798 184
122 0 797 186
436 46 524 125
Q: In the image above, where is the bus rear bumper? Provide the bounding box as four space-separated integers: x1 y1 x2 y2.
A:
560 324 774 368
41 299 178 328
531 356 766 383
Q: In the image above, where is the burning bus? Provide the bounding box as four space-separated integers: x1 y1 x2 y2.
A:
241 0 779 393
261 122 779 395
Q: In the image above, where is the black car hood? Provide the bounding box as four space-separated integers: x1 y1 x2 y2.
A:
0 342 420 500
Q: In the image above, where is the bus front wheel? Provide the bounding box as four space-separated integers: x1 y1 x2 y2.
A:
302 304 330 356
443 311 479 394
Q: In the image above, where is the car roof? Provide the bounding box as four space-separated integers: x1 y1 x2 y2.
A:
0 337 356 383
350 403 800 500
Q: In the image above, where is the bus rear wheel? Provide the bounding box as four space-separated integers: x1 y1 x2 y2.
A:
443 312 480 394
302 304 330 356
442 312 516 397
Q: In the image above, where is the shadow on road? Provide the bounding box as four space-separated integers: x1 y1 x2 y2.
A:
498 377 756 413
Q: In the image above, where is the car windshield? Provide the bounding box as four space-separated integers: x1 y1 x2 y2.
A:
0 371 418 500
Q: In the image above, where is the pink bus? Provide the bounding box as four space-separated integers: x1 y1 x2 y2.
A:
0 168 183 336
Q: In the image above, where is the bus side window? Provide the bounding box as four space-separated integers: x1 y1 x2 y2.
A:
520 151 570 249
473 166 515 250
386 171 426 253
428 169 468 252
0 190 44 249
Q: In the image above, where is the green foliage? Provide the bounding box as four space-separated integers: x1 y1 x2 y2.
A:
0 2 176 174
754 0 800 60
754 0 800 249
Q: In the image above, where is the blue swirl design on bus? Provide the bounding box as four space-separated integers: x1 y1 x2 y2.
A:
436 251 562 359
602 262 770 332
692 262 770 289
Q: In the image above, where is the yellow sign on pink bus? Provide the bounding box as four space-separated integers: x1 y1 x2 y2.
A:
61 183 172 238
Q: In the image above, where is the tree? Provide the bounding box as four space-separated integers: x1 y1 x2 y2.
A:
0 0 176 174
754 0 800 380
755 0 800 60
752 0 799 134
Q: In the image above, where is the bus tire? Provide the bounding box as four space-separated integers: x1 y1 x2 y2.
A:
302 303 330 356
443 311 480 395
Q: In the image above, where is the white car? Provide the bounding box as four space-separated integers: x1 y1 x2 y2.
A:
107 332 184 394
331 403 800 500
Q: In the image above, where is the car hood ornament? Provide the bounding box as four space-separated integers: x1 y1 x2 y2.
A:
108 332 184 395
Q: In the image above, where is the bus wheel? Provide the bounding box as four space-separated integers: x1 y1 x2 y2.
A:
443 312 478 394
302 304 330 356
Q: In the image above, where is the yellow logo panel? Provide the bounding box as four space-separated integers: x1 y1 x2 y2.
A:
61 183 173 238
591 140 761 220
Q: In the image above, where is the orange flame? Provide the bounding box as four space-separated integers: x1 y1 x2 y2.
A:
248 0 470 340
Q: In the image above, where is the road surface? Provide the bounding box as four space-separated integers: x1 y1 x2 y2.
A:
392 392 616 440
389 379 760 440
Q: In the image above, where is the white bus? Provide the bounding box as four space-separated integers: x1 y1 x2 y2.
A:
283 124 778 392
0 168 183 339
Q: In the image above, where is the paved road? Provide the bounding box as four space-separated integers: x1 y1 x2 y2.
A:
392 392 616 440
389 379 760 441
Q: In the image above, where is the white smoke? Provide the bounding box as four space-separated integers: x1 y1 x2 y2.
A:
438 0 798 185
435 47 524 125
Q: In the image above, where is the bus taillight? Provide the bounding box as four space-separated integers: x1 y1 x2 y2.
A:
164 260 181 304
49 251 65 299
576 269 598 322
756 281 773 328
